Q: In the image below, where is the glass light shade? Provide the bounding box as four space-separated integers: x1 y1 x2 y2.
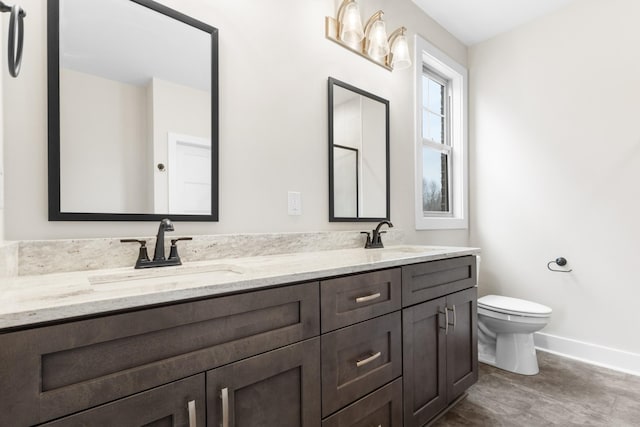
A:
367 20 390 59
391 34 411 70
339 2 364 44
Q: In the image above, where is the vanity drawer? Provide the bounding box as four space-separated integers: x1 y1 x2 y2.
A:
321 311 402 417
322 378 403 427
402 256 476 307
321 268 401 333
0 282 319 426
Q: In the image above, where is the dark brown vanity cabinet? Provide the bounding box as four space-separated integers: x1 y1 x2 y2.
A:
0 254 478 427
401 256 478 427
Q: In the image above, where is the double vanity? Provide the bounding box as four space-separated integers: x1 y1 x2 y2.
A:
0 245 479 427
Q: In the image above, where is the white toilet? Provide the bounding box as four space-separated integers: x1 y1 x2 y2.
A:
477 295 552 375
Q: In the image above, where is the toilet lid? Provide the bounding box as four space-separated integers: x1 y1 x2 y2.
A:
478 295 552 317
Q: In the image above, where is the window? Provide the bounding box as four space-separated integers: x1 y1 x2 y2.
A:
415 36 468 230
422 69 450 215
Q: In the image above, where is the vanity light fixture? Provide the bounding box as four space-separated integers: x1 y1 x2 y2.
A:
325 1 410 72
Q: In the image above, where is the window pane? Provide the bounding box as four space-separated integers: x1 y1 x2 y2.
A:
428 112 443 143
422 146 449 212
428 78 443 114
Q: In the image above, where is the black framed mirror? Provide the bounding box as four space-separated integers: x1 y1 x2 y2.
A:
48 0 218 221
328 77 390 222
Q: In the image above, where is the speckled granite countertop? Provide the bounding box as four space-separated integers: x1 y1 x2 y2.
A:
0 245 480 330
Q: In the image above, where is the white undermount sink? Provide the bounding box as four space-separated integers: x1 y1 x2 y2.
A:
88 262 246 285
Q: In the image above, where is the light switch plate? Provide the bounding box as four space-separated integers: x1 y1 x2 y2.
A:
288 191 301 216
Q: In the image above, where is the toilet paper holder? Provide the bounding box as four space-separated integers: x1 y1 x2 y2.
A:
547 257 572 273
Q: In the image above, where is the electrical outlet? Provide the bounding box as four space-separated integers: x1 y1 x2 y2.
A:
288 191 302 216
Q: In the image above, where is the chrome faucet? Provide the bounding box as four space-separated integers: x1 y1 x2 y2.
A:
121 219 192 269
361 220 394 249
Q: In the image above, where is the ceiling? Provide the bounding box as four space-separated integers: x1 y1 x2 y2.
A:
412 0 576 46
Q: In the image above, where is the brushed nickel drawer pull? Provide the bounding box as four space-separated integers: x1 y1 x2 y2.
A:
356 351 382 367
355 292 381 303
221 387 229 427
187 400 197 427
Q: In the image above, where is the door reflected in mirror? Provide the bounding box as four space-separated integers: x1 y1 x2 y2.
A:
329 78 390 222
49 0 219 221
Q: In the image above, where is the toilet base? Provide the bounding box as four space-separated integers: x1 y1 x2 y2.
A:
482 332 539 375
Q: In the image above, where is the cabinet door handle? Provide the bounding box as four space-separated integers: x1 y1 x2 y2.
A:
221 387 229 427
440 308 449 335
356 351 382 367
187 400 197 427
355 292 381 303
448 305 457 332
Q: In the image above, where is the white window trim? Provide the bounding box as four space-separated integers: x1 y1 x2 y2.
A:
414 35 468 230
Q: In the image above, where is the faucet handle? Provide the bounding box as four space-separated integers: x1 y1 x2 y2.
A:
121 239 151 268
168 237 193 261
170 237 193 244
360 232 372 248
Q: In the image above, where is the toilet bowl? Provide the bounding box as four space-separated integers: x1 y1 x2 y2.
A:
477 295 552 375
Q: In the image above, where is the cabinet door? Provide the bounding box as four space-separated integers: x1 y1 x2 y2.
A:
206 338 321 427
446 287 478 402
402 297 447 427
40 374 205 427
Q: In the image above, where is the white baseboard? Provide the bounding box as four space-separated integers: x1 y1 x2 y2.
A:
534 332 640 377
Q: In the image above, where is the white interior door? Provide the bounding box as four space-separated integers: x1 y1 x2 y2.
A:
168 133 211 215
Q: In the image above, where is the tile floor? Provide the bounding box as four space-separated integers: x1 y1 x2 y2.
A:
434 351 640 426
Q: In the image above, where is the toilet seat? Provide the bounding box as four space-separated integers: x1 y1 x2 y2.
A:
478 295 552 318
